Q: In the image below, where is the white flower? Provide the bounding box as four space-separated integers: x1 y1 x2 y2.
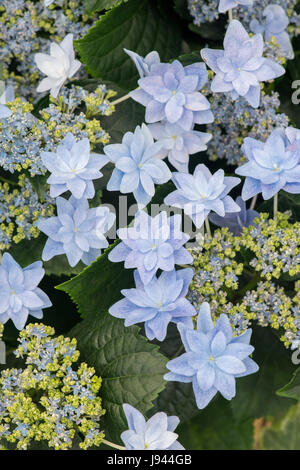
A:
34 34 82 98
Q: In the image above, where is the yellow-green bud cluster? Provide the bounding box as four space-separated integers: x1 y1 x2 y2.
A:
0 324 105 450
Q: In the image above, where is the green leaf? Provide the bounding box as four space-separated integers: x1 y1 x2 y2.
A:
178 397 254 450
230 326 296 423
69 310 167 443
258 192 300 222
85 0 126 14
76 0 181 90
173 0 191 21
56 242 134 318
261 403 300 450
277 367 300 401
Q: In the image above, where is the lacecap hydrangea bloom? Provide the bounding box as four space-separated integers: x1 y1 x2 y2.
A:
130 59 214 130
35 34 81 98
201 20 285 108
236 128 300 200
38 196 115 267
209 196 259 235
109 211 192 285
102 124 171 206
109 269 195 341
250 5 294 59
42 133 106 199
218 0 254 14
124 49 161 78
165 302 259 409
0 254 52 330
149 121 212 172
165 164 241 229
121 404 184 450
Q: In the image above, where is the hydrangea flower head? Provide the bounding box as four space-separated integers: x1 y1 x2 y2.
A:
131 60 213 130
0 254 52 330
109 211 192 285
218 0 254 14
38 196 115 267
109 269 195 341
102 124 171 206
250 5 294 59
149 121 212 172
42 133 107 199
35 34 82 98
209 196 259 235
124 49 160 78
201 20 285 108
165 164 241 228
165 302 259 409
236 128 300 200
121 404 184 450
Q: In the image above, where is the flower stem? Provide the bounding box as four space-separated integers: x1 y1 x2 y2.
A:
250 194 257 210
111 87 141 106
205 217 212 237
102 439 126 450
273 193 278 216
228 9 233 21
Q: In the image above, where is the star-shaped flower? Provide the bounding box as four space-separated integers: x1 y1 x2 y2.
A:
102 124 172 206
218 0 253 14
121 404 184 450
130 60 213 130
109 211 192 285
250 5 294 59
124 49 161 78
236 128 300 200
109 269 195 341
42 133 107 199
201 20 285 108
149 121 212 172
0 253 52 330
164 164 241 229
38 196 115 267
165 302 259 409
35 34 82 98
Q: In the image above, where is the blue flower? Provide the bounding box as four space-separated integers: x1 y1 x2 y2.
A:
218 0 253 14
109 269 195 341
0 105 11 119
42 133 107 199
149 121 212 172
0 253 52 330
250 5 294 59
165 302 259 409
102 124 172 206
236 129 300 200
38 196 115 267
164 164 241 229
121 404 184 450
109 211 192 285
130 60 213 130
201 20 285 108
124 49 161 78
286 126 300 154
209 196 259 235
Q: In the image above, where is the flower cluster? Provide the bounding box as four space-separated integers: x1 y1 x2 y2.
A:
206 91 289 166
0 86 114 176
0 175 54 250
0 0 92 99
188 212 300 350
0 324 105 450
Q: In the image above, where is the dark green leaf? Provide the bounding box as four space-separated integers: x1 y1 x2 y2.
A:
76 0 181 90
85 0 126 14
277 367 300 401
69 310 167 443
261 403 300 450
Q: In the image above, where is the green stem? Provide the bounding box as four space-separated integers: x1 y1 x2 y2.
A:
273 193 278 217
0 175 18 186
102 439 126 450
228 9 233 21
250 194 257 210
111 87 141 106
205 217 212 238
